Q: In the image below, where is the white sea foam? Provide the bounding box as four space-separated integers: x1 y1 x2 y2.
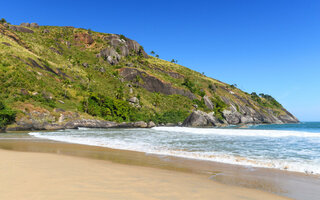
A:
152 127 320 138
29 127 320 175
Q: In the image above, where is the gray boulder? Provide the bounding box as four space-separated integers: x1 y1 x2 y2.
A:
133 121 148 128
97 48 121 65
20 23 30 27
203 95 214 110
82 63 89 68
30 23 39 28
99 67 106 73
128 97 139 104
222 110 241 124
147 121 156 128
182 110 221 127
97 34 148 65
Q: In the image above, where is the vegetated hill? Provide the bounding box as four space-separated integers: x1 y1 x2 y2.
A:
0 21 298 131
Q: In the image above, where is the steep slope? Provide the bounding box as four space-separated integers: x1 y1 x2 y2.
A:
0 22 298 131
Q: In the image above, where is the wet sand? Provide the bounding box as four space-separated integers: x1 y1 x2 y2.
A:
0 134 319 200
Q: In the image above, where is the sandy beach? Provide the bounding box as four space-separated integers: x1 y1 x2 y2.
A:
0 148 290 200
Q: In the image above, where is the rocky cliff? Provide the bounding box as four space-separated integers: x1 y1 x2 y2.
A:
0 21 298 131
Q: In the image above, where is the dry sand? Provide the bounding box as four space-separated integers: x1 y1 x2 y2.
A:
0 149 290 200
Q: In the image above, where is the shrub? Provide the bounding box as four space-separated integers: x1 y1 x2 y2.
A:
182 78 196 93
193 99 206 110
0 101 16 129
251 92 262 104
259 93 282 108
152 110 188 124
208 84 216 92
211 95 227 120
83 94 132 122
0 18 6 24
119 34 126 41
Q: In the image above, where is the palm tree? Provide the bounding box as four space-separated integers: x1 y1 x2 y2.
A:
150 51 155 55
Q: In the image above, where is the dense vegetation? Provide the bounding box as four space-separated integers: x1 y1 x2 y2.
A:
0 101 16 129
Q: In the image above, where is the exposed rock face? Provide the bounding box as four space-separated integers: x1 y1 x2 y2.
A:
21 23 39 28
98 48 121 65
120 68 196 99
9 26 34 33
30 23 39 28
182 110 222 127
203 95 214 110
74 33 94 45
183 100 299 127
97 34 148 65
20 23 30 27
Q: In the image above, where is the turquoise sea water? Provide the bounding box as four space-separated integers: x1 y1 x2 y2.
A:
29 122 320 175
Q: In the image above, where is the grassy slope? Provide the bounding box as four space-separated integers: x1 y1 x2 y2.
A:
0 24 286 124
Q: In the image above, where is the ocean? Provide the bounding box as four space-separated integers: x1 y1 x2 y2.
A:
29 122 320 175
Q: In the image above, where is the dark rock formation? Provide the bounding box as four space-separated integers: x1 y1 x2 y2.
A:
50 47 62 55
182 110 222 127
64 119 118 129
7 116 152 131
9 26 34 33
203 95 214 110
1 42 11 46
120 68 196 99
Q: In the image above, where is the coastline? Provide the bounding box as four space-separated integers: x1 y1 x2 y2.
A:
1 134 319 200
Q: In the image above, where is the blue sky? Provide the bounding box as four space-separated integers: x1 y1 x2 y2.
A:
2 0 320 121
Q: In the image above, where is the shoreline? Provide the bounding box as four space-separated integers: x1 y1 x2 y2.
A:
0 135 319 200
27 125 319 176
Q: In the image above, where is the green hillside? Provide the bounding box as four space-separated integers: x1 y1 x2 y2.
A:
0 21 298 130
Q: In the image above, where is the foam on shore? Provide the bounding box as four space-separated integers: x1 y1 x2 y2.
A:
29 126 320 175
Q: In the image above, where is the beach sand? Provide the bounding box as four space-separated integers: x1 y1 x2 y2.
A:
0 148 291 200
